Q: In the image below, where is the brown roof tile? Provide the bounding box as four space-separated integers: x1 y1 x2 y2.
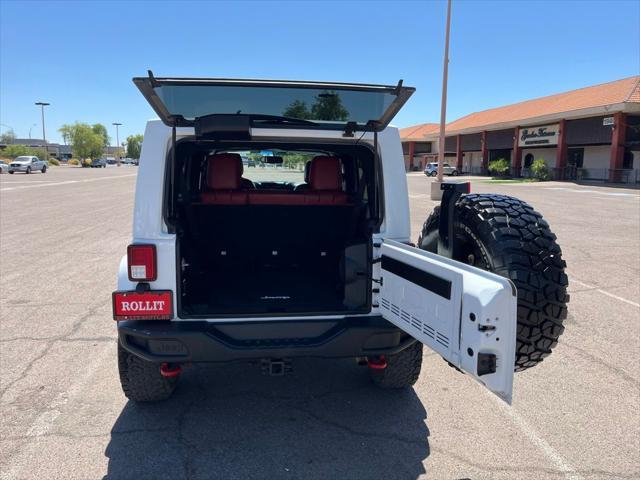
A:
399 123 440 140
443 76 640 134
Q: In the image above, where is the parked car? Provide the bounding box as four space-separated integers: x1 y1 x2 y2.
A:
424 162 458 176
91 158 107 168
113 73 568 404
0 161 8 174
8 156 47 174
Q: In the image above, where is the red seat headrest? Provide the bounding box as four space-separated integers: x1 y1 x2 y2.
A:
206 153 243 190
309 156 342 191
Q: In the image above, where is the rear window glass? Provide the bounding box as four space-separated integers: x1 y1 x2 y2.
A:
154 85 396 125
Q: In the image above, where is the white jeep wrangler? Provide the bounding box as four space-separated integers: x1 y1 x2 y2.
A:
114 73 568 404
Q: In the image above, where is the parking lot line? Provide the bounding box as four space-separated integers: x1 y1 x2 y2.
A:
570 278 640 308
487 390 584 480
0 174 136 191
543 187 639 198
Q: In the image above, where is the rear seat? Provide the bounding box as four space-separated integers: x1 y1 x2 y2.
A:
200 153 249 205
191 154 358 271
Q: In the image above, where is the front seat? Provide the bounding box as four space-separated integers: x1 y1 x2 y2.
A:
294 161 312 191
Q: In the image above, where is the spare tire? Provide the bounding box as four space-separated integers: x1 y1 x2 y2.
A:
417 193 569 371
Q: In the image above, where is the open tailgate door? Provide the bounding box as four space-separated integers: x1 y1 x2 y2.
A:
379 240 517 404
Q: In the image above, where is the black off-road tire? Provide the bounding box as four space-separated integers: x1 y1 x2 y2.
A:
117 342 178 402
417 194 568 371
41 165 47 173
369 341 423 389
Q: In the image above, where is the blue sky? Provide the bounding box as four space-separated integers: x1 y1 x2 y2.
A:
1 0 638 144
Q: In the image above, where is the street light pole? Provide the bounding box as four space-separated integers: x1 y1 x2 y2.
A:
112 123 122 164
35 102 50 160
437 0 452 184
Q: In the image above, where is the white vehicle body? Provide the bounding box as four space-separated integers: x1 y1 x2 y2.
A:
8 156 47 173
117 117 517 403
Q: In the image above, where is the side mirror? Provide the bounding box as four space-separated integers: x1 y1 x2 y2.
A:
262 155 283 165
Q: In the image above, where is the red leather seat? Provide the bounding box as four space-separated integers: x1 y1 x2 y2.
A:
200 153 248 205
305 156 349 205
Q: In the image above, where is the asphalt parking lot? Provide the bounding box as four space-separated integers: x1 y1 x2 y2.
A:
1 166 639 480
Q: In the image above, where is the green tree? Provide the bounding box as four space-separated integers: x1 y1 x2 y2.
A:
281 152 315 169
310 91 349 121
91 124 110 148
126 134 144 159
59 125 73 145
0 128 16 144
531 158 550 181
488 158 510 177
2 144 46 159
283 100 312 119
58 123 104 160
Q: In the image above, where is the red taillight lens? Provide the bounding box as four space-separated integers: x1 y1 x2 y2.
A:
127 244 157 282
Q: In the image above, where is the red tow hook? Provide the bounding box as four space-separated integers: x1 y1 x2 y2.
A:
160 362 182 378
367 355 387 370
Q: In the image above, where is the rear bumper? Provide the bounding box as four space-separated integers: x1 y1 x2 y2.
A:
117 316 415 363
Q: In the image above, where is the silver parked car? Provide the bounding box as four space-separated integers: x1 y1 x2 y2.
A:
8 156 47 174
0 161 8 174
424 162 458 177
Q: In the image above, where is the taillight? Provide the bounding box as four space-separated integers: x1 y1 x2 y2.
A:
127 244 157 282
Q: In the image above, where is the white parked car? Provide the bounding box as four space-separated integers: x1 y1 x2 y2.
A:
424 162 458 176
8 156 47 174
112 73 568 403
0 161 8 174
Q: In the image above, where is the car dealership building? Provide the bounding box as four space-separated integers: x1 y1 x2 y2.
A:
401 76 640 182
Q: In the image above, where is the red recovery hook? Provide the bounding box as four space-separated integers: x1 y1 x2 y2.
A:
160 362 182 378
367 355 388 370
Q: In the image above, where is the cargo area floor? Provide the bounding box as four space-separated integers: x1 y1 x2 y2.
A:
181 270 345 315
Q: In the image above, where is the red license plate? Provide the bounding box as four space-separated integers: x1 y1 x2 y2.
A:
112 290 173 321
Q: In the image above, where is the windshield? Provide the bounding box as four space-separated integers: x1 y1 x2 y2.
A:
220 150 319 185
14 156 32 162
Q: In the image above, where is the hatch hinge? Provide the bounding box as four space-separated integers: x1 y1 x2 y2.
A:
394 79 404 95
343 121 357 137
147 69 159 88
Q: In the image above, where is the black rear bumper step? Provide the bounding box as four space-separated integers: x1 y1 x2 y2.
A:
117 315 415 363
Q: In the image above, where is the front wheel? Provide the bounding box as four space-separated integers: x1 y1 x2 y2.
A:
451 170 458 176
118 342 178 402
369 341 423 389
417 194 568 371
26 167 31 174
9 171 14 174
41 165 47 173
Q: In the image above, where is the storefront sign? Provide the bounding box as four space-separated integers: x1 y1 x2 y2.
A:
602 117 614 126
518 124 560 147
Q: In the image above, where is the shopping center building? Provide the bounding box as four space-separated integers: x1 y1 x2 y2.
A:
400 76 640 182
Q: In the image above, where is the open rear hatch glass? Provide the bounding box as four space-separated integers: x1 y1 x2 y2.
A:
133 71 414 131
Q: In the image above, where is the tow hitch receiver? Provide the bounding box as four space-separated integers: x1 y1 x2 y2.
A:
261 358 292 376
